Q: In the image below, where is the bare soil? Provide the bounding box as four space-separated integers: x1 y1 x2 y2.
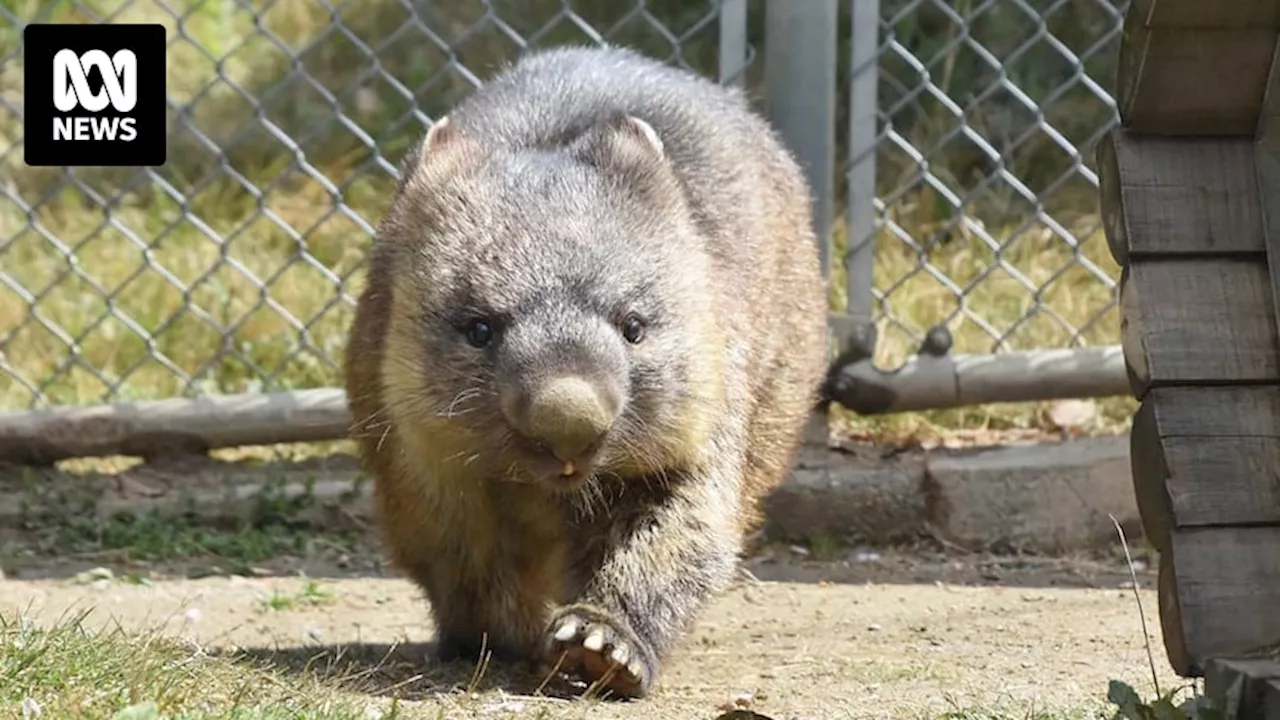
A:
0 541 1179 719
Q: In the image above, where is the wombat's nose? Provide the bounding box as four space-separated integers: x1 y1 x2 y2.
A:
524 376 616 462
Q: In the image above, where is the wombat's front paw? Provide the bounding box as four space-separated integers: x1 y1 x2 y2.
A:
543 604 657 699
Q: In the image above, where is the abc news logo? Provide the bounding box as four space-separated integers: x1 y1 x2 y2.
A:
53 48 140 142
24 24 166 167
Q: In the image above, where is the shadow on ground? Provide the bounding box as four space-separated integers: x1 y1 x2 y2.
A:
225 640 606 703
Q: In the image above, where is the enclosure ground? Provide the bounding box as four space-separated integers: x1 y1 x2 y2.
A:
0 530 1179 720
0 436 1167 719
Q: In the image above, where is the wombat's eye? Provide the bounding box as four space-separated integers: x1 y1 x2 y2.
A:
464 319 494 348
620 313 646 344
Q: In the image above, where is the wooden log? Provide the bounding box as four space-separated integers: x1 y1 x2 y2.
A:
1165 525 1280 676
1255 42 1280 353
1130 387 1280 535
1097 131 1263 266
1119 257 1280 397
1259 37 1280 149
1118 0 1278 135
1128 398 1173 553
1118 265 1147 397
0 388 351 465
1204 658 1280 720
1157 549 1189 676
1127 0 1280 28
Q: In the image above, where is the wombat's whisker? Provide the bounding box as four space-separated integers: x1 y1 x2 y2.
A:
439 387 485 418
569 477 608 520
349 406 386 431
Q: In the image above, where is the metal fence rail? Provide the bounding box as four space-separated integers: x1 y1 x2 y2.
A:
0 0 1130 426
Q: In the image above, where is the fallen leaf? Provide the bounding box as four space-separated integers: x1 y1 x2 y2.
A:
1048 399 1096 430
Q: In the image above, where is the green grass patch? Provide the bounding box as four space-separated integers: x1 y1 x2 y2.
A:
8 507 364 579
8 476 363 574
0 608 401 719
8 467 363 571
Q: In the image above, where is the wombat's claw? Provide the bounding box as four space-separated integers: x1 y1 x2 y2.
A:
544 607 652 699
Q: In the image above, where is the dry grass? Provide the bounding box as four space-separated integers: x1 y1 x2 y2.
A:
0 0 1132 440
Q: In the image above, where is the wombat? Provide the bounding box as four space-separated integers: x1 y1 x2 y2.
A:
344 45 829 699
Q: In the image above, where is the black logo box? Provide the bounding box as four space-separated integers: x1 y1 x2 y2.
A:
23 23 167 167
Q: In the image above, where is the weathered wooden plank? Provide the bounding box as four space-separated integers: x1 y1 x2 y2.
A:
1128 0 1280 28
1258 33 1280 149
1117 5 1276 135
1254 41 1280 368
1130 387 1280 533
1157 549 1189 676
1120 258 1280 397
1204 658 1280 720
1128 398 1173 553
1097 131 1262 265
1118 265 1146 396
1166 525 1280 677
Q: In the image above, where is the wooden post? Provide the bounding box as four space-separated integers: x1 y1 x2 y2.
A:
1103 0 1280 715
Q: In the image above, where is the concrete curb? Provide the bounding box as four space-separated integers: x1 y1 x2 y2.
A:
762 434 1138 553
924 435 1138 553
0 434 1140 554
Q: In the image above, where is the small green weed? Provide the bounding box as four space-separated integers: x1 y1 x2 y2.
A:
258 578 336 612
805 532 845 561
1102 516 1243 720
1105 678 1240 720
261 589 296 612
299 578 335 605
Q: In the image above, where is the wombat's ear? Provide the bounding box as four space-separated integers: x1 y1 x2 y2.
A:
396 116 478 193
573 115 680 207
614 115 665 157
423 115 459 153
573 114 666 171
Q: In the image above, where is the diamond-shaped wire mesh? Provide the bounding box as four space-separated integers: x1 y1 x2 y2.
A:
849 0 1127 367
0 0 1127 411
0 0 729 410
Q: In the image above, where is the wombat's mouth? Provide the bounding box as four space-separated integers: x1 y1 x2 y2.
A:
510 435 606 492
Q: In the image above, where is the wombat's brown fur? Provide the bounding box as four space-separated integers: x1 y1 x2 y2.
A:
344 45 828 698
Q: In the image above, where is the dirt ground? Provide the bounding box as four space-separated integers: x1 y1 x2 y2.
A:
0 542 1181 719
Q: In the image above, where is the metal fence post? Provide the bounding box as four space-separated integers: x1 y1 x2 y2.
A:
838 0 881 360
762 0 839 442
763 0 839 283
717 0 749 87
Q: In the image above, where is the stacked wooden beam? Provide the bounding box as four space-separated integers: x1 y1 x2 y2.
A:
1099 0 1280 711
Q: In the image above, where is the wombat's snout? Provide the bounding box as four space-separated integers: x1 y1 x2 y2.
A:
508 376 620 466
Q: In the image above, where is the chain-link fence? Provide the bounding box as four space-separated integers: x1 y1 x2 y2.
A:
0 0 1128 416
852 0 1126 368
